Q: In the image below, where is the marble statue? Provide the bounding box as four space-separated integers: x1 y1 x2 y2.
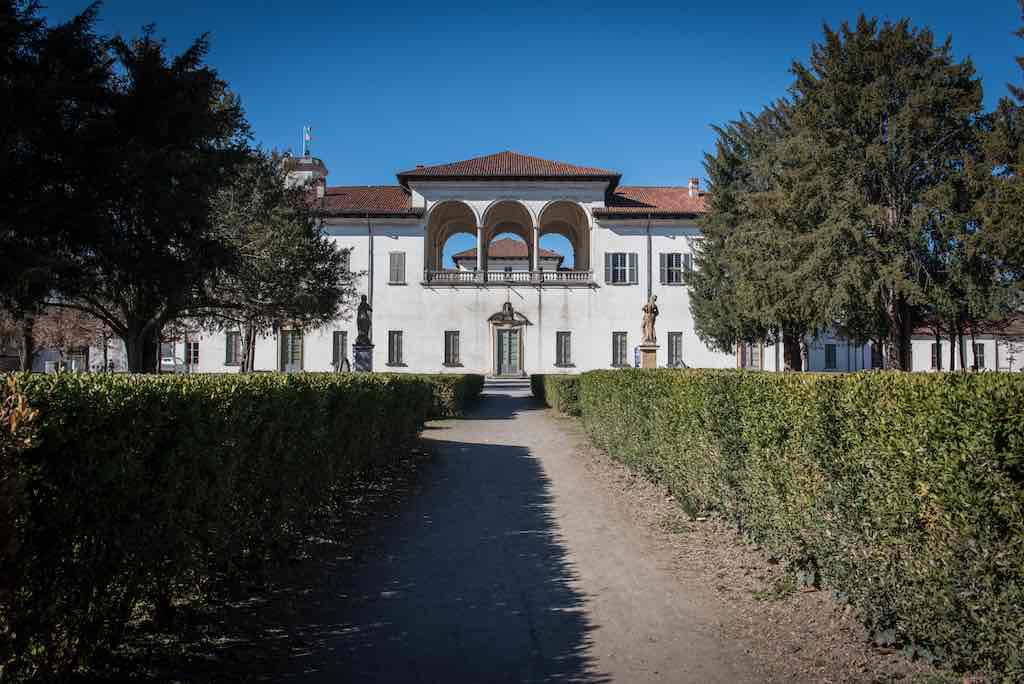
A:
642 294 659 344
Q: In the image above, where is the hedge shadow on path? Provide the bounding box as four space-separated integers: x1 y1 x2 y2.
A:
301 435 606 683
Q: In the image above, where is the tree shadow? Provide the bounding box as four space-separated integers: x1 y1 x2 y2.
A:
121 433 606 683
286 438 607 683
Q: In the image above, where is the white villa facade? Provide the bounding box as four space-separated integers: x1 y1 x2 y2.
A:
190 150 760 375
172 150 1020 376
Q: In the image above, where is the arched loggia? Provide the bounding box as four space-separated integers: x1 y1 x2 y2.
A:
482 200 535 275
538 200 590 272
425 200 478 273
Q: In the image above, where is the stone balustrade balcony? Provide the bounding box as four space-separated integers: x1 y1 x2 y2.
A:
422 269 595 287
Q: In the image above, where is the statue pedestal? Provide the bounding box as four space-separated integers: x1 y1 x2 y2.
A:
638 343 659 369
352 343 374 373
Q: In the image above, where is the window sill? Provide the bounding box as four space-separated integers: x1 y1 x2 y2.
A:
388 281 407 286
611 363 630 368
659 282 686 286
605 282 638 286
224 362 241 367
554 363 575 368
442 362 463 367
386 362 407 367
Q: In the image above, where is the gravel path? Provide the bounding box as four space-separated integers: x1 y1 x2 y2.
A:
306 379 766 683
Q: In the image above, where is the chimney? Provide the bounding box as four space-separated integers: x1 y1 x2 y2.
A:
416 164 425 169
688 177 700 198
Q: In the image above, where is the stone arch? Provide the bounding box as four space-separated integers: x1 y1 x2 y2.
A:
538 200 590 271
425 200 478 272
482 199 536 271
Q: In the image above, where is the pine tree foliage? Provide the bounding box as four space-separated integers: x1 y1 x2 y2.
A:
694 13 1021 371
787 16 985 370
689 103 826 369
0 1 111 369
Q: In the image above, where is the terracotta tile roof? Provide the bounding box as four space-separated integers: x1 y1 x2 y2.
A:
319 186 422 217
452 237 563 262
397 150 621 188
594 186 707 218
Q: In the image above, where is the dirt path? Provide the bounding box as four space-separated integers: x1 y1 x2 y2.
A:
296 379 767 683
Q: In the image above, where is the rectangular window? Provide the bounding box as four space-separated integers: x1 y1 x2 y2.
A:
389 252 406 284
279 330 303 372
185 341 199 367
444 330 460 366
556 331 572 366
931 342 942 370
974 342 985 370
668 332 683 367
604 252 638 284
332 330 347 369
684 253 693 273
824 343 837 370
738 342 762 369
225 331 242 365
660 253 684 284
388 330 403 365
612 332 628 367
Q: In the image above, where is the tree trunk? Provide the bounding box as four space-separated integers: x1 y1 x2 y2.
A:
241 321 256 373
884 290 912 371
934 329 942 371
958 330 967 372
782 330 803 372
949 326 957 372
969 323 978 372
123 326 160 374
17 316 34 371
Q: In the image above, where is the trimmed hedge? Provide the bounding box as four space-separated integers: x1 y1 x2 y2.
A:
0 372 434 678
530 374 581 416
405 373 484 418
576 369 1024 678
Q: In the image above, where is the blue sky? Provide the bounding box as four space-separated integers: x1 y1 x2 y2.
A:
40 0 1023 266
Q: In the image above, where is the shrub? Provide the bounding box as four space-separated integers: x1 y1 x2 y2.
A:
530 374 580 416
394 373 485 417
576 369 1024 678
0 372 433 678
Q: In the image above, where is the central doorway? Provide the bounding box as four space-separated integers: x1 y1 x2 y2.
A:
496 328 521 376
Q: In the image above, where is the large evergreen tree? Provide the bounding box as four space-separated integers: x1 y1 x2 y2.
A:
55 27 251 372
0 1 110 369
690 102 839 370
974 1 1024 300
785 16 984 370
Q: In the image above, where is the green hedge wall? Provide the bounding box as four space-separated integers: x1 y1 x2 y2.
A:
576 369 1024 678
400 373 484 418
530 374 581 416
0 372 434 678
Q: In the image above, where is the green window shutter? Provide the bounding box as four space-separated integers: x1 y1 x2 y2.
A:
659 253 667 284
628 253 638 284
604 253 612 283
